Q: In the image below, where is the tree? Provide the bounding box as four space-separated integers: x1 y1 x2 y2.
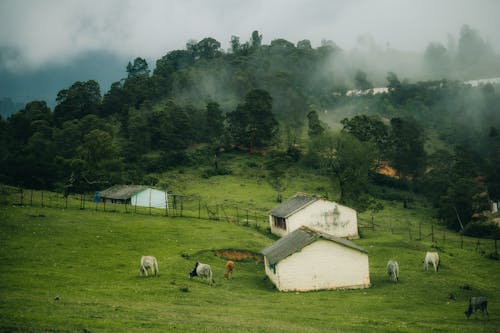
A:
307 109 325 138
230 35 241 53
354 70 373 90
205 101 224 143
424 42 449 77
197 37 222 59
388 117 426 178
265 150 293 202
457 24 490 66
126 57 150 78
341 115 388 161
53 80 101 125
250 30 262 49
314 132 377 209
297 39 312 50
227 89 278 149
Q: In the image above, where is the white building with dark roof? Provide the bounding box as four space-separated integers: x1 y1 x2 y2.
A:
268 193 358 239
98 185 168 209
261 226 370 292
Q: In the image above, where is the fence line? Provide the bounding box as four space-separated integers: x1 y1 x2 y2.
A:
1 185 497 256
359 217 499 257
0 186 270 232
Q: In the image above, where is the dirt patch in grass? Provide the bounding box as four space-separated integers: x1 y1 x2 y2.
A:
215 249 263 263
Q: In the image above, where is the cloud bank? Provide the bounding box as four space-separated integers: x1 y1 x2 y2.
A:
0 0 499 72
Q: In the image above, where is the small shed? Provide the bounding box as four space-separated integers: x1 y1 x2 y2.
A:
98 185 168 209
261 226 370 292
268 193 358 239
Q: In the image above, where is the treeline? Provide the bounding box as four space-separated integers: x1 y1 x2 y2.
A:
0 28 499 236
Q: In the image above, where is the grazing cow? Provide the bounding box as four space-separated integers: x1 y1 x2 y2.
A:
387 260 399 283
140 256 159 277
189 262 214 285
464 297 489 319
423 252 439 272
224 260 235 279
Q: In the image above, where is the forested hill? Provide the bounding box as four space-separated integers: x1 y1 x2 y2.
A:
1 27 500 236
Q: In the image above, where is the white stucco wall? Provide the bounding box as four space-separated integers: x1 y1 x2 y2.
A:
131 188 168 209
266 240 370 292
270 200 358 239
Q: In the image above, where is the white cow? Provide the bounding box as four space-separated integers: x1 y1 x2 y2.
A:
387 260 399 283
423 252 439 272
140 256 159 276
189 262 214 285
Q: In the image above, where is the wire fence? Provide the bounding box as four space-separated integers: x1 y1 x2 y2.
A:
1 185 497 257
0 185 271 233
358 216 499 258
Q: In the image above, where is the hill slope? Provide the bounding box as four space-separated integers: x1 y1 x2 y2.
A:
0 202 498 332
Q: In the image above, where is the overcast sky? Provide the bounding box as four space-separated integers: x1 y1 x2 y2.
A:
1 0 500 73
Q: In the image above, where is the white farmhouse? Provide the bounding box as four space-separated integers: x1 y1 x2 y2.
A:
261 226 370 292
99 185 168 209
268 193 358 239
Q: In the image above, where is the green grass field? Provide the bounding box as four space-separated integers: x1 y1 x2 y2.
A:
1 155 499 332
0 200 498 332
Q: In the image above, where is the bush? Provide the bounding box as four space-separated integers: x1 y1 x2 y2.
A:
201 167 232 178
463 221 500 239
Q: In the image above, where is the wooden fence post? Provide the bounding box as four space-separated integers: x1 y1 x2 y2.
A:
30 189 33 206
20 188 24 206
476 238 480 251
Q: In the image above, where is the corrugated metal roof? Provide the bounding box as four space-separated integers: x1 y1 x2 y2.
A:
99 185 149 200
268 193 318 218
261 226 367 265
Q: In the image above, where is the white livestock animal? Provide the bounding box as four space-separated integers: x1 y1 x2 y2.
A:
387 260 399 283
423 252 439 272
189 262 215 285
140 256 159 276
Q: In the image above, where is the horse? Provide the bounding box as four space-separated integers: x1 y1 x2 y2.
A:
423 252 439 272
140 256 159 276
224 260 235 279
387 260 399 283
189 262 214 285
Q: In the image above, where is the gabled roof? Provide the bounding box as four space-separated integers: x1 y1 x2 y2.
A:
268 193 318 218
261 226 367 265
99 185 149 200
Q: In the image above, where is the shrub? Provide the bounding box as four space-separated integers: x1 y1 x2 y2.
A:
463 221 500 239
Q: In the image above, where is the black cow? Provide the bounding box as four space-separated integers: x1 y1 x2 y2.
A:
464 297 489 319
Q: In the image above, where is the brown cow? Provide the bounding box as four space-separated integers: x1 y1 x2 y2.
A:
224 260 235 279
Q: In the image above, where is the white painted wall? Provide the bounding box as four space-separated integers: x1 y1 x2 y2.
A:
266 240 370 292
131 188 168 209
270 199 358 239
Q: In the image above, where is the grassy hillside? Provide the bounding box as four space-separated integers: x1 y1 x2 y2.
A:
0 188 499 332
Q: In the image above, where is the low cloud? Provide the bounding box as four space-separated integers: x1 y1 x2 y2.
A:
0 0 499 72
